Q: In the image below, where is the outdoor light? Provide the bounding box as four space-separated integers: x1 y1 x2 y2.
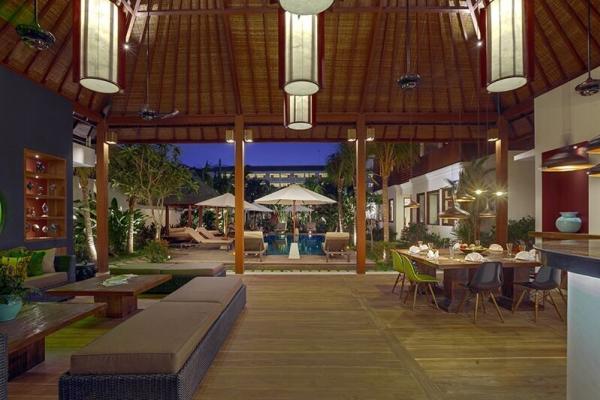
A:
225 129 235 144
347 129 357 142
74 0 125 94
284 95 314 130
542 147 594 172
281 12 321 96
495 191 506 197
455 193 476 203
366 128 376 142
279 0 334 15
487 127 499 142
474 189 485 196
244 129 254 143
404 198 420 209
105 131 118 145
482 0 531 92
439 192 470 220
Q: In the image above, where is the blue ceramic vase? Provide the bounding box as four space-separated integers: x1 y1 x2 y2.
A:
0 296 23 321
555 212 582 233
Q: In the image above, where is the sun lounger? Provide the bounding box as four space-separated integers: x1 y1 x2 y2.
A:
322 232 351 262
167 227 233 250
244 231 268 261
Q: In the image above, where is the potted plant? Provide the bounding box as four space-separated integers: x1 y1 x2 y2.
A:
0 264 32 321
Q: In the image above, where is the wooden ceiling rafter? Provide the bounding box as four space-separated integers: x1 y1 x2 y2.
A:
538 0 585 70
221 1 243 115
358 0 384 114
242 10 259 114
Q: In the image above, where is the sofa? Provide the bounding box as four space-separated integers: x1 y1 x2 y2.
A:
109 262 226 294
59 276 246 400
0 247 76 301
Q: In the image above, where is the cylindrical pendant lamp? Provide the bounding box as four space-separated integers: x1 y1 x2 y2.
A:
481 0 532 92
279 0 334 15
284 95 314 130
281 12 321 96
74 0 125 94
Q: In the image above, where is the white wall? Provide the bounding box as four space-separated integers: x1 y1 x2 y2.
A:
388 153 535 240
534 66 600 233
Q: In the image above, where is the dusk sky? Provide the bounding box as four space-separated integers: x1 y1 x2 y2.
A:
179 142 340 168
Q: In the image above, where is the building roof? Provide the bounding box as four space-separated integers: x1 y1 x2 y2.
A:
1 1 598 144
213 165 326 173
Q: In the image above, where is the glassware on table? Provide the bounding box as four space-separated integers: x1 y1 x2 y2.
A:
449 245 455 259
506 242 514 256
417 241 423 247
427 242 434 250
475 240 481 247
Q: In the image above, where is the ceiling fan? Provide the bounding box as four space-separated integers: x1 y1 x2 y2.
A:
139 1 179 121
16 0 55 50
397 0 421 90
575 0 600 96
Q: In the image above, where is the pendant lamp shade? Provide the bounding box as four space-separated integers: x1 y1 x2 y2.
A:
281 12 321 96
542 148 593 172
74 0 125 94
588 163 600 177
482 0 531 93
404 198 420 209
587 135 600 154
279 0 334 15
479 199 496 218
439 198 471 220
284 95 314 130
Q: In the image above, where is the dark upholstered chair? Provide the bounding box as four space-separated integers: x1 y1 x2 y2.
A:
456 262 504 323
512 266 564 322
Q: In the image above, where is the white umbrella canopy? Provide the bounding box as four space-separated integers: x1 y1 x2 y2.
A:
196 193 255 210
255 184 336 206
284 205 312 213
251 202 274 213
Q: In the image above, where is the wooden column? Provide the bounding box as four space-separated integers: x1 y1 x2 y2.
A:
495 117 509 246
355 116 367 274
234 116 245 274
187 205 193 227
95 121 109 274
165 205 170 235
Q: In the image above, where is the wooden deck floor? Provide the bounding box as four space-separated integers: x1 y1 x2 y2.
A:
8 275 567 399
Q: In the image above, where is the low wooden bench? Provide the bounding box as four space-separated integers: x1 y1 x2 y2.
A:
58 277 246 400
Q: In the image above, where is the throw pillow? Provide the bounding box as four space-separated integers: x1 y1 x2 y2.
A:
41 248 56 273
27 251 45 277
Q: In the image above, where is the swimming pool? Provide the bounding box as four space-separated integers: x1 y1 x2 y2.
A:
265 234 325 256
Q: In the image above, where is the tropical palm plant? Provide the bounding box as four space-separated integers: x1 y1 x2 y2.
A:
325 147 353 231
369 142 417 242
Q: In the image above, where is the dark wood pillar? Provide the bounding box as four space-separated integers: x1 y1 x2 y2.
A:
496 116 509 246
356 116 367 274
187 205 193 227
234 116 245 274
95 121 109 273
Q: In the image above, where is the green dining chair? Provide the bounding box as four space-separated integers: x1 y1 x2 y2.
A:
391 251 406 297
401 254 440 311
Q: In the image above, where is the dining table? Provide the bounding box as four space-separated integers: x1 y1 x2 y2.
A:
397 249 541 312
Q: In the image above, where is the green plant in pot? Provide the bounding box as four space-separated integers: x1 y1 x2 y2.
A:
0 263 32 321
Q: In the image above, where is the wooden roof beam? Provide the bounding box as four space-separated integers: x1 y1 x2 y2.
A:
140 5 470 17
108 111 498 127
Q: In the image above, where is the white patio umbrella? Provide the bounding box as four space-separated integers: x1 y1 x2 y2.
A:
255 184 335 236
251 202 274 213
196 193 255 234
283 205 312 213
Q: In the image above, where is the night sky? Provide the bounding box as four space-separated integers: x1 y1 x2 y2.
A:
179 142 339 168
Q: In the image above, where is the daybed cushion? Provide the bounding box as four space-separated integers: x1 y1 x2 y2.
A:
25 271 68 289
162 276 243 306
70 301 222 375
160 263 226 277
42 248 56 273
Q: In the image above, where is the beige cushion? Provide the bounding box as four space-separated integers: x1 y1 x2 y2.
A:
41 248 56 273
162 277 243 306
25 272 68 289
71 302 221 375
160 264 225 277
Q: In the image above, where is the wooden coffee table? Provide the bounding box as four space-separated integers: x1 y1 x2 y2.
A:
48 275 171 318
0 302 105 379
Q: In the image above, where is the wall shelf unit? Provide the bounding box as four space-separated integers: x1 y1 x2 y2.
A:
23 149 67 242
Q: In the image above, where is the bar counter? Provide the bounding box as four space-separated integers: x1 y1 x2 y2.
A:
535 240 600 400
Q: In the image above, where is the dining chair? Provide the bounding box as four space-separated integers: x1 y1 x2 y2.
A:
456 262 504 324
391 251 406 297
512 266 564 322
401 255 439 311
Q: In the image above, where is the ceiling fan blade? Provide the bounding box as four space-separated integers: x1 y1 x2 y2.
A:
160 109 180 120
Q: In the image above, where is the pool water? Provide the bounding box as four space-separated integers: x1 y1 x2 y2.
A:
265 234 325 256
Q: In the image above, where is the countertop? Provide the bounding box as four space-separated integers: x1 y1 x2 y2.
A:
535 240 600 279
